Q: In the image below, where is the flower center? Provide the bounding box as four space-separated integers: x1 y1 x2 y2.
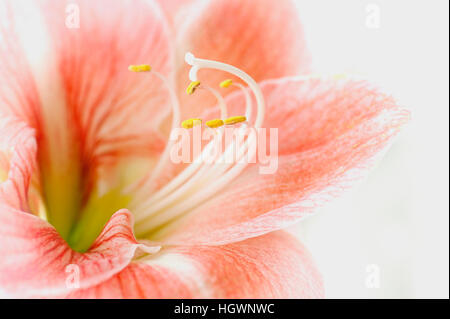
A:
35 53 266 252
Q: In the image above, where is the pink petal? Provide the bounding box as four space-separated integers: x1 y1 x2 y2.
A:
39 0 173 152
65 231 323 298
0 117 36 211
154 77 410 245
0 2 42 127
175 0 310 118
0 208 160 298
1 0 172 185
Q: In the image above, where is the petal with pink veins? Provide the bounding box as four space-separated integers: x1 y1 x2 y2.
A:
1 0 172 159
37 0 173 158
65 231 323 298
0 207 160 298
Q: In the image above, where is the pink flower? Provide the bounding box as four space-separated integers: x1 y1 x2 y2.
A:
0 0 408 298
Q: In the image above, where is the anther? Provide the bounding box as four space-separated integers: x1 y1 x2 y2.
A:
186 81 201 95
206 119 224 128
220 79 233 88
224 115 246 125
181 118 202 129
128 64 152 72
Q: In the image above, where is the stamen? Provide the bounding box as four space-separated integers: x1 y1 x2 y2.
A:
206 119 224 128
128 64 152 72
224 116 246 125
134 54 266 236
182 83 229 128
181 118 202 129
186 81 201 95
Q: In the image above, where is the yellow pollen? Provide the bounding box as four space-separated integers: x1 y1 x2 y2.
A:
206 119 224 128
181 118 202 129
186 81 201 95
128 64 152 72
224 115 246 125
219 79 233 88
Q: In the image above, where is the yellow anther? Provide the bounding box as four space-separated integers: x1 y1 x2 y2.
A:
128 64 152 72
181 118 202 129
219 79 233 88
186 81 201 95
206 119 224 128
224 115 246 125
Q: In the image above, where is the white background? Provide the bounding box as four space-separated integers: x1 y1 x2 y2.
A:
290 0 449 298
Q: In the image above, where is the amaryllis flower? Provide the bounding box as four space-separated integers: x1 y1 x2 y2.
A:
0 0 408 298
